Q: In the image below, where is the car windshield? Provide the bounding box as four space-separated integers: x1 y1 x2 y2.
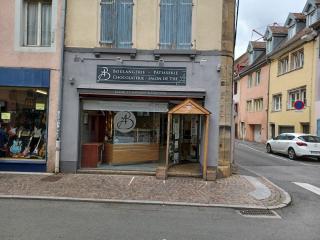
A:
298 135 320 143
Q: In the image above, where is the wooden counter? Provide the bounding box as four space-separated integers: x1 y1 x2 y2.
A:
105 143 159 165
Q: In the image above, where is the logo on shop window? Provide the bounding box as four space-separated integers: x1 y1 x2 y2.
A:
114 111 136 133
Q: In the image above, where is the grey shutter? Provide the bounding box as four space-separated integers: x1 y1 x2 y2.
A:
177 0 192 49
159 0 177 49
116 0 133 48
100 0 116 44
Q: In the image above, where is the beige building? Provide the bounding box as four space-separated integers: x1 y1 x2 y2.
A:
60 0 236 179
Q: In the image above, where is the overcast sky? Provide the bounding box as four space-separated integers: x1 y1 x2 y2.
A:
235 0 307 58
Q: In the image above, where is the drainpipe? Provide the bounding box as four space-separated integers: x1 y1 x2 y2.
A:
55 0 67 173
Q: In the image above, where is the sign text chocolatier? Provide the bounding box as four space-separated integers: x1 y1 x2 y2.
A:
97 65 186 85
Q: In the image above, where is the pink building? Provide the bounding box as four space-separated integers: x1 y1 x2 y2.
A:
0 0 65 172
237 41 269 143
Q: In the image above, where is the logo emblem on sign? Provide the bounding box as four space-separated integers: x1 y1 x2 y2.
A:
98 67 111 81
114 111 136 133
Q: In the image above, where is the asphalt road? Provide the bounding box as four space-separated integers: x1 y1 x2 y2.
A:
1 142 320 240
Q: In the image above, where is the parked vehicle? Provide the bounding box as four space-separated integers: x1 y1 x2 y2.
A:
266 133 320 160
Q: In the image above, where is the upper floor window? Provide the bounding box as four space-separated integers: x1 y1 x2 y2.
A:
234 81 238 95
246 100 253 112
247 74 253 88
272 94 282 111
100 0 133 48
159 0 193 49
288 87 306 109
287 25 296 39
278 56 289 75
23 0 52 47
248 52 254 65
291 49 304 70
253 98 263 112
266 40 272 54
307 10 317 26
255 70 261 86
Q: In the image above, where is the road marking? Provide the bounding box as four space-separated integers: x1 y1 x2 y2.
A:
243 176 271 200
293 182 320 196
128 176 135 186
237 143 314 166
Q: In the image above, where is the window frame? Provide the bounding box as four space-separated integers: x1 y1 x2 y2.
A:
272 94 282 112
159 0 193 50
291 49 304 70
287 87 307 110
255 70 261 86
278 56 289 75
100 0 134 49
23 0 52 47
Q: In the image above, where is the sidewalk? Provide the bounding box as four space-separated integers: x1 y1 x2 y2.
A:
0 171 290 209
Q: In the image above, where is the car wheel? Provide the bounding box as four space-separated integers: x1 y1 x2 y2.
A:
266 144 272 153
288 148 296 160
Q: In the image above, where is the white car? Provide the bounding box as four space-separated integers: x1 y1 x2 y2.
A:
266 133 320 160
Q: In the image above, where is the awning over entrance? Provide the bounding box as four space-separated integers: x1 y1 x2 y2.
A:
77 84 206 99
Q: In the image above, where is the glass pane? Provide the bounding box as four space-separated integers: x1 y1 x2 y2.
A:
27 3 38 45
0 87 48 160
41 3 52 46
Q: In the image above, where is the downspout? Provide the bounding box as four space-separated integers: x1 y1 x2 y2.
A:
267 57 271 140
55 0 67 173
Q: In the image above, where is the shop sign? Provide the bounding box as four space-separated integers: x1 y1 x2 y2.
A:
114 111 136 133
97 65 186 85
36 103 45 111
1 112 11 120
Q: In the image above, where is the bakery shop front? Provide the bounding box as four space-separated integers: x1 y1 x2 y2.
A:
78 96 210 179
61 54 219 180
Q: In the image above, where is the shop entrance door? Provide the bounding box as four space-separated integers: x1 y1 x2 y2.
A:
171 115 200 164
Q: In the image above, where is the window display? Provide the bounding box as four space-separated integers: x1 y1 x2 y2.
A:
0 87 48 160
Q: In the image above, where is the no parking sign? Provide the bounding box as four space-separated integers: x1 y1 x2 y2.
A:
294 100 305 111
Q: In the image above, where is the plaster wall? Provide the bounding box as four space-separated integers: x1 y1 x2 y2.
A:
65 0 223 51
268 41 315 136
238 64 269 143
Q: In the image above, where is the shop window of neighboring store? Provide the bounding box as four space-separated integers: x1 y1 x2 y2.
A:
23 0 52 47
159 0 193 49
0 88 48 160
100 0 134 48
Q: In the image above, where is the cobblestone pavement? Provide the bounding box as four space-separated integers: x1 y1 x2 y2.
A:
0 172 290 209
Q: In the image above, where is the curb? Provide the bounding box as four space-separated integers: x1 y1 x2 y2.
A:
0 194 268 209
260 176 292 209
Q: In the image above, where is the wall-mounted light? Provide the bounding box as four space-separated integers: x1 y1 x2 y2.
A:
200 58 207 66
36 89 48 95
69 77 75 85
159 58 165 67
116 57 123 64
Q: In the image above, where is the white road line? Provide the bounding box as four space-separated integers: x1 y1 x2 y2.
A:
293 182 320 196
237 143 313 166
128 176 135 186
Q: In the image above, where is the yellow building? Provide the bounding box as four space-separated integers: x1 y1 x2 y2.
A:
266 12 318 138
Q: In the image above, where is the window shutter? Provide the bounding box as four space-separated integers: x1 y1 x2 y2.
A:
159 0 177 49
116 0 133 48
177 0 192 49
100 0 116 44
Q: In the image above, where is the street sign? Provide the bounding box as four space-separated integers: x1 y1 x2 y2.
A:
294 100 304 110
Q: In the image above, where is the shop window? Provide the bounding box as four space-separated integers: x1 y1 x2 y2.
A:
159 0 193 49
100 0 134 48
23 0 52 47
0 88 48 160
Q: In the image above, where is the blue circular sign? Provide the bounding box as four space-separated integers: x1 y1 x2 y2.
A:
294 100 304 110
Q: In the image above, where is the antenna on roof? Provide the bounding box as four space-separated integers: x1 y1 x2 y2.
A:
252 29 264 37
